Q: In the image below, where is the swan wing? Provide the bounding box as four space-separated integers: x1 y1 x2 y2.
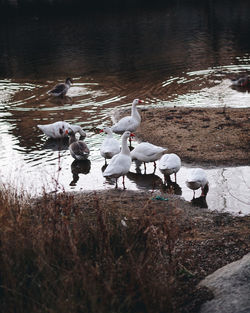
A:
103 154 131 177
112 116 139 133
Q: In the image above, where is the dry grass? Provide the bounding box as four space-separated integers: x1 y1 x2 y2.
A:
0 187 249 313
0 188 183 313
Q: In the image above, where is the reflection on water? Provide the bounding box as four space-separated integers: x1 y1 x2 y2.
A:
126 171 162 190
162 181 182 196
191 196 208 209
70 159 91 186
0 2 249 215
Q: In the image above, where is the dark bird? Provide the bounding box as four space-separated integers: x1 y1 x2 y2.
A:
48 77 73 97
231 75 250 87
66 128 90 160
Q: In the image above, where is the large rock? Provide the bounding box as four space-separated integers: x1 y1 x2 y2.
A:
199 253 250 313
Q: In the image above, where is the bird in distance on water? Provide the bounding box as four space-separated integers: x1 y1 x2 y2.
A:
48 77 73 97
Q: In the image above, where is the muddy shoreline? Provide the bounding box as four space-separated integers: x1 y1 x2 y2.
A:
135 106 250 166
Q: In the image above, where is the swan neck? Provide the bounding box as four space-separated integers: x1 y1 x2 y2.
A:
70 125 86 137
131 103 141 121
121 135 130 155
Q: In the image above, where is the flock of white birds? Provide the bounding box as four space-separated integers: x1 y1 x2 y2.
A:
37 80 209 197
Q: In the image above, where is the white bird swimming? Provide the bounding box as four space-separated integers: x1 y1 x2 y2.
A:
159 153 181 183
48 77 73 97
111 98 142 145
100 127 120 164
67 128 90 160
185 168 209 198
37 121 86 139
103 131 134 189
130 142 168 172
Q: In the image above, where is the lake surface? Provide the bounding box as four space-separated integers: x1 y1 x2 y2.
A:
0 1 249 215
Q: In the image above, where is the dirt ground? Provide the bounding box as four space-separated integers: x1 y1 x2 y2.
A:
136 106 250 166
72 189 250 312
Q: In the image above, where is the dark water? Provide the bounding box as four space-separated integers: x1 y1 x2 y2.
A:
0 1 249 214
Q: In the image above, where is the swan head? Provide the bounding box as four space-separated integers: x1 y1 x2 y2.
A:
65 77 73 85
122 130 132 138
65 128 74 137
101 126 112 135
133 99 143 106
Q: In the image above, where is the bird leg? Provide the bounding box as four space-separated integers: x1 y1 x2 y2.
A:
153 161 156 173
201 187 205 197
122 175 126 189
174 173 177 183
129 137 132 148
144 162 147 173
115 178 118 189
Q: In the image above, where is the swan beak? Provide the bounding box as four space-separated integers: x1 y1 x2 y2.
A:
99 129 104 133
65 129 69 135
138 99 143 103
130 133 135 137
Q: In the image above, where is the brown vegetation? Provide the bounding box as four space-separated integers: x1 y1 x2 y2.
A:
0 188 249 313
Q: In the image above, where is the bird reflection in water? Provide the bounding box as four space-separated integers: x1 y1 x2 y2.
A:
161 178 182 196
47 95 72 104
126 169 162 190
231 84 250 93
101 163 116 187
191 196 208 208
70 159 91 186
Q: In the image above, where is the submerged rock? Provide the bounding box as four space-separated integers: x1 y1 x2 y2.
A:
199 253 250 313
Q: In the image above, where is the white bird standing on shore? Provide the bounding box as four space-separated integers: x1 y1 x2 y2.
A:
100 127 120 164
37 121 86 139
185 168 209 198
48 77 73 97
103 131 134 189
159 153 181 183
130 142 168 172
111 98 142 145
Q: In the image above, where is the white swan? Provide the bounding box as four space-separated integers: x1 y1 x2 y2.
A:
38 121 86 139
67 128 90 160
103 131 133 189
130 142 168 172
186 168 209 198
48 77 73 97
100 127 120 164
159 153 181 183
111 98 142 135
